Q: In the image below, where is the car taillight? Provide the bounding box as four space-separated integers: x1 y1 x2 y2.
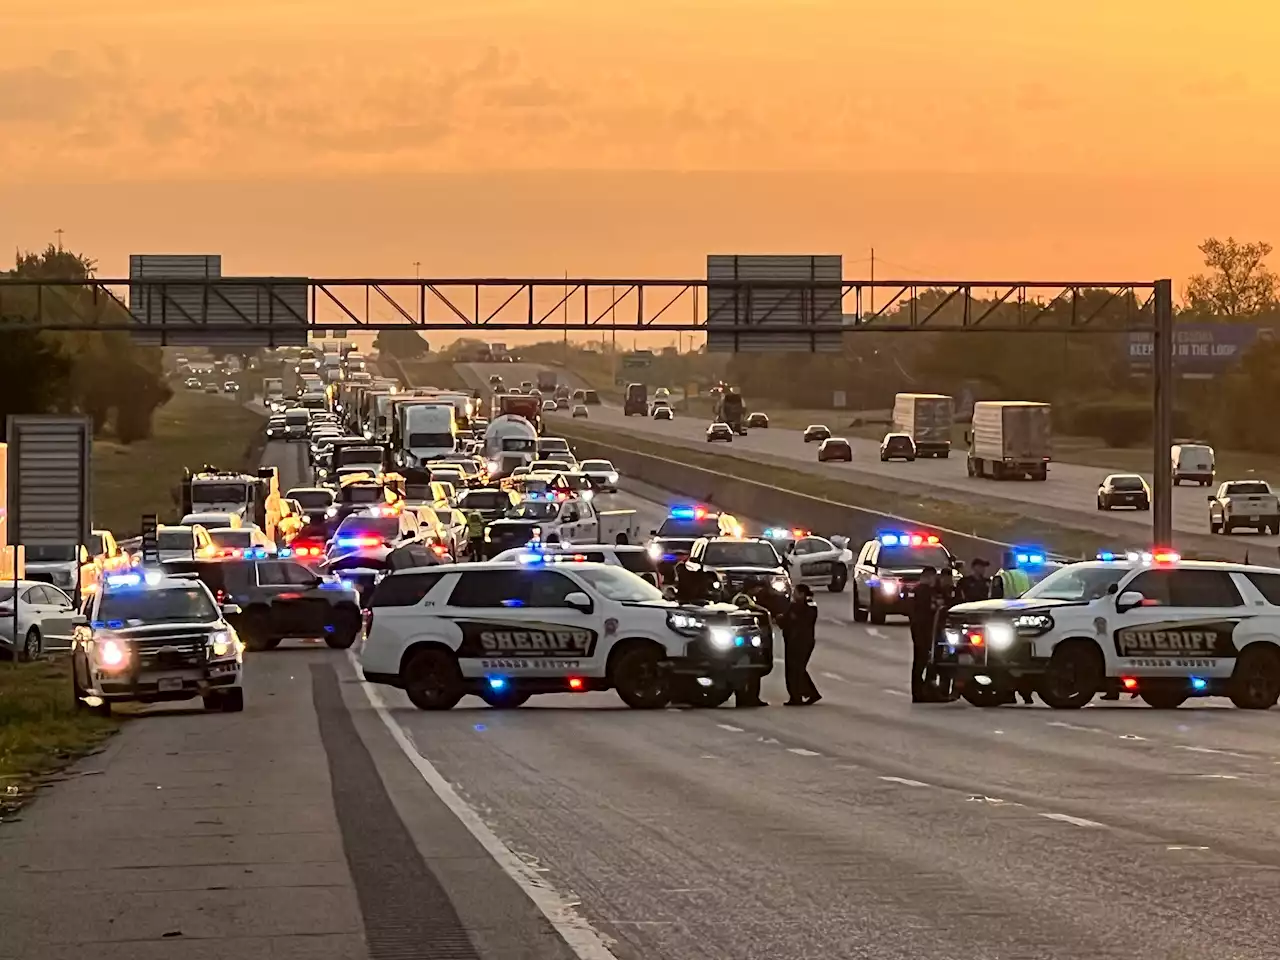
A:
214 589 226 604
361 608 374 634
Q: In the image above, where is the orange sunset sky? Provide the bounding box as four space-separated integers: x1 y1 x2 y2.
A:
2 0 1277 344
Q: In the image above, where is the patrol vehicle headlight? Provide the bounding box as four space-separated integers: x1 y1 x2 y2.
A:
770 576 789 592
1013 613 1054 635
708 627 735 650
647 542 661 560
209 630 233 658
607 472 618 484
986 622 1016 651
880 577 900 595
97 637 129 669
667 611 707 636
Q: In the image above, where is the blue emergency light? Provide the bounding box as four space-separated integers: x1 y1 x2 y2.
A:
278 548 292 558
878 531 939 547
1014 550 1047 566
1191 677 1208 691
670 506 696 519
488 676 508 691
105 573 142 588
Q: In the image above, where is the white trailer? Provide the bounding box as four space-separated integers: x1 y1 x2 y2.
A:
966 401 1051 481
892 393 954 458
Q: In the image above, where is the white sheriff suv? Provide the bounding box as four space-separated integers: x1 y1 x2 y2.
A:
358 560 770 710
934 553 1280 710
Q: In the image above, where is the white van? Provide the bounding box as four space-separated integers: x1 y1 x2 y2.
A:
1171 443 1215 486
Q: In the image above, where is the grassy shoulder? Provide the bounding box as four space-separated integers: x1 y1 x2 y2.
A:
397 360 467 389
558 420 1129 559
0 659 118 814
93 389 265 536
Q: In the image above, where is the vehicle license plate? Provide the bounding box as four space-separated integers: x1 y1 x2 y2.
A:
158 677 184 692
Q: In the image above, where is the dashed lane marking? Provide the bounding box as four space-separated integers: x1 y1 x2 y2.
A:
716 723 745 733
1040 812 1105 828
1175 745 1251 759
878 776 929 788
820 671 846 682
882 688 910 698
787 748 822 757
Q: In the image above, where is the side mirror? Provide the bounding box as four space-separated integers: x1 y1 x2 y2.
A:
953 559 965 570
222 603 243 617
650 529 658 536
563 591 593 613
1206 495 1215 503
1116 591 1145 613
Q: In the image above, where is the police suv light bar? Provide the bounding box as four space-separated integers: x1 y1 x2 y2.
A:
670 505 709 520
1096 548 1181 564
878 532 939 546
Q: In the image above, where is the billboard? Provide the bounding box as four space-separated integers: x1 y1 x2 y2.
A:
1127 323 1271 378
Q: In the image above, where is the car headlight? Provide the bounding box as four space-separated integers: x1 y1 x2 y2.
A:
986 622 1016 651
607 472 618 484
209 630 233 657
667 611 707 636
97 636 129 669
581 490 593 501
770 576 789 592
880 577 900 595
1013 613 1054 635
647 542 661 560
488 460 500 473
708 626 735 650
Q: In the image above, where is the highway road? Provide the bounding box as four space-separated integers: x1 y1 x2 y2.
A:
350 474 1280 960
450 361 1280 552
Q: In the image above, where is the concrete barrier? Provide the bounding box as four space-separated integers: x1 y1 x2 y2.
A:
557 428 1064 566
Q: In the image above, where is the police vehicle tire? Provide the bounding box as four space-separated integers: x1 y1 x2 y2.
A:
869 601 886 625
670 676 734 708
961 685 1005 708
612 644 670 709
324 609 362 650
828 567 848 592
479 689 531 709
852 594 869 622
242 609 275 652
1138 681 1187 709
403 648 465 711
1229 645 1280 709
1037 640 1103 709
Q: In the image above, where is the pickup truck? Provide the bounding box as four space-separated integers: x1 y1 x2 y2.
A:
1208 480 1280 535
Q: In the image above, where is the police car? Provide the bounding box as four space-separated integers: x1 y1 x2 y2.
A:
934 551 1280 710
675 536 792 615
647 505 743 582
72 571 245 715
851 531 958 623
762 527 854 592
489 543 662 586
358 559 770 710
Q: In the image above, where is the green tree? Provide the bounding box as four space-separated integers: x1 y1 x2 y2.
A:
1186 237 1278 317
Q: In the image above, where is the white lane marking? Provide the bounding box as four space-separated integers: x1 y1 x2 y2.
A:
1040 812 1104 828
878 776 929 788
350 652 621 960
787 747 821 757
866 627 885 638
1118 734 1148 741
773 657 785 666
1047 720 1102 734
820 671 846 682
882 688 910 698
716 723 744 733
1175 745 1251 759
1194 774 1240 780
1167 845 1210 851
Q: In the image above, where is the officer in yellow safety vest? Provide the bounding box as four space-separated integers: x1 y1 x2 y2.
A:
991 551 1032 599
466 511 486 559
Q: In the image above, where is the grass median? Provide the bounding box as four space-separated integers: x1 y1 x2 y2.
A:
92 390 266 536
557 421 1126 558
0 659 118 816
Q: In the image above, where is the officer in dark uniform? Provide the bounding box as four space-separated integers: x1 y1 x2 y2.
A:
955 558 994 603
779 584 820 705
732 592 770 707
909 566 947 702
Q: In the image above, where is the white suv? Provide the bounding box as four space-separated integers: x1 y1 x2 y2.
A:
359 561 770 709
936 555 1280 710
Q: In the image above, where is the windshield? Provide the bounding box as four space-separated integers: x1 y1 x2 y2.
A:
337 448 383 467
208 529 254 548
336 516 400 540
98 586 218 624
582 460 614 472
558 475 591 490
531 461 570 472
657 517 720 538
703 541 781 567
878 546 950 568
1110 476 1146 490
26 544 77 562
539 440 570 453
289 490 333 511
1023 564 1128 601
501 438 536 453
574 566 664 602
584 391 599 402
1226 482 1271 495
158 531 193 551
458 491 507 510
409 432 454 448
192 482 248 504
285 411 309 424
505 502 559 520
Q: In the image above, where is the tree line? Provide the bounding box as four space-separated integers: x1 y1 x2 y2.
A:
0 245 173 443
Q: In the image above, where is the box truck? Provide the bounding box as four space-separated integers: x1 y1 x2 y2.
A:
892 393 954 458
966 401 1051 481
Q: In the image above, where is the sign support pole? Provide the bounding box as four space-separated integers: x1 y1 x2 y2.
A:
1152 279 1174 547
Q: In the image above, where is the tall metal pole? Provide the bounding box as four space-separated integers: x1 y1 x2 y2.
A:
1152 279 1174 547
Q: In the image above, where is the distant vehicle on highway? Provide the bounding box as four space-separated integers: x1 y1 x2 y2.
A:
746 412 769 428
1172 442 1216 486
184 377 202 389
624 382 648 416
571 403 589 418
802 424 831 443
880 433 917 462
706 422 734 443
1096 474 1151 511
222 381 240 393
818 438 853 462
583 389 601 406
653 405 673 421
1208 480 1279 535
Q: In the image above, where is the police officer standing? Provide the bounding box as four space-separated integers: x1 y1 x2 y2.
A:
955 558 994 602
991 551 1031 599
780 584 820 705
466 511 486 560
909 566 947 702
732 592 770 707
